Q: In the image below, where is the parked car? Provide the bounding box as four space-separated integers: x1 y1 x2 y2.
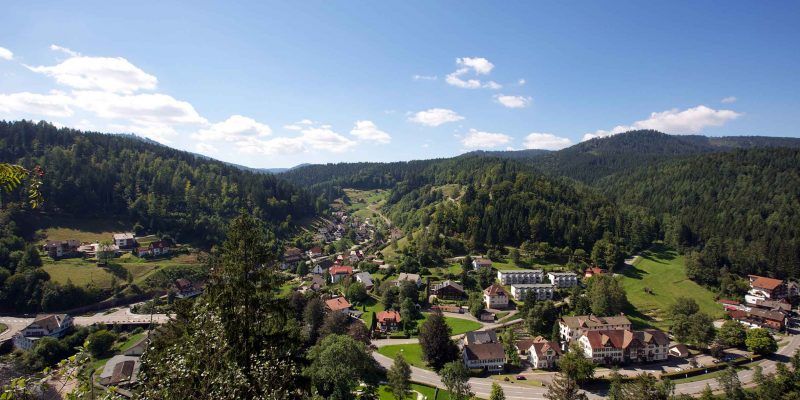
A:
516 375 526 380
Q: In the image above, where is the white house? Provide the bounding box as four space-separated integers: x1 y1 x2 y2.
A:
113 233 136 249
354 271 374 290
472 258 493 270
528 339 562 369
13 314 73 351
497 270 543 285
483 284 509 309
510 284 554 301
578 329 669 365
547 272 579 288
559 314 632 342
396 273 422 287
462 343 506 372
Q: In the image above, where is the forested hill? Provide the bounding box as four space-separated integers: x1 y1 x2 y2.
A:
505 130 800 183
0 120 319 245
601 148 800 281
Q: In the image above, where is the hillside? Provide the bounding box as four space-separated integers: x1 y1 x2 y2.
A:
0 120 319 245
500 130 800 183
601 148 800 280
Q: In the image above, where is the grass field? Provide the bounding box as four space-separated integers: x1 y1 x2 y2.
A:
42 252 201 289
0 323 7 334
118 332 147 352
377 343 427 369
35 215 131 244
343 188 390 220
619 244 723 330
420 313 483 335
380 235 410 260
378 383 464 400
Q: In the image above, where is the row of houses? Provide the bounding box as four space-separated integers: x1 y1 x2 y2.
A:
496 270 579 288
718 274 798 331
43 233 171 260
559 314 672 366
461 330 563 371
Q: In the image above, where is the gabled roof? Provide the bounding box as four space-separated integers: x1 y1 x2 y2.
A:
560 314 631 329
531 340 563 358
113 233 135 240
483 284 507 297
463 342 505 361
432 280 464 293
29 314 69 333
398 273 421 282
464 330 498 345
749 275 785 291
325 297 351 312
329 265 353 275
473 258 492 266
376 310 402 323
354 272 373 287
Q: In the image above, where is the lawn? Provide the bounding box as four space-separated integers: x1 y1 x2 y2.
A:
361 296 385 328
118 332 147 352
377 343 426 369
343 188 389 220
35 215 131 244
378 383 464 400
381 235 410 261
419 313 483 336
42 252 201 289
0 323 7 334
619 244 724 330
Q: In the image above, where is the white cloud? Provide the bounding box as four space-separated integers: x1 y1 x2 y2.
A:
283 124 302 131
0 91 74 117
456 57 494 75
494 94 532 109
584 105 742 141
71 90 206 126
0 47 13 61
28 53 158 94
523 132 572 150
193 115 271 142
235 123 357 155
49 44 80 57
721 96 737 104
195 142 218 154
445 57 501 90
461 129 512 149
517 78 526 86
409 108 464 127
413 74 437 81
350 120 391 144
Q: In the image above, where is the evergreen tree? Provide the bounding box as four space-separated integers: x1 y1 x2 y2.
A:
418 311 458 370
388 354 411 400
545 373 587 400
439 361 472 400
489 382 506 400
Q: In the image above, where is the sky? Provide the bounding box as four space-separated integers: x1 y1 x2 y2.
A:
1 1 799 168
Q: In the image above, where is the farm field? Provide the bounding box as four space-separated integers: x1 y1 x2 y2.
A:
619 244 724 330
34 215 131 244
343 188 389 220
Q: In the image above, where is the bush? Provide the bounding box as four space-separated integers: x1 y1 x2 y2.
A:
86 329 118 358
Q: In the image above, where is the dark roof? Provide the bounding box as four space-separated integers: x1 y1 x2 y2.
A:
464 330 498 345
109 360 136 385
463 343 505 361
484 284 507 296
432 280 464 293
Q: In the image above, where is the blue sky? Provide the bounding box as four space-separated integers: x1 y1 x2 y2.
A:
1 1 799 168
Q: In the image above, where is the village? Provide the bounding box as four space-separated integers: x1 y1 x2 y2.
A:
3 202 799 399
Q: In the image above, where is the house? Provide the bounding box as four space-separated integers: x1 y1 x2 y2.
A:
431 280 466 300
559 314 632 342
497 270 543 285
307 246 324 259
547 272 579 288
354 272 374 290
578 329 669 365
43 239 79 258
299 275 326 293
283 247 304 264
375 310 402 332
396 273 422 287
718 299 741 311
752 298 792 314
509 284 554 301
123 334 150 356
99 355 140 387
329 265 353 283
464 330 499 346
528 339 562 369
174 278 202 299
728 308 786 331
472 258 493 270
13 314 73 351
483 284 509 309
463 342 506 372
113 233 136 249
311 264 325 275
135 246 151 257
669 344 690 358
324 296 352 313
584 267 607 279
149 241 170 256
746 275 787 304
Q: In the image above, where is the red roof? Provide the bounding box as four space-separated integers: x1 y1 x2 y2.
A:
718 299 740 305
376 310 402 323
484 284 507 297
749 275 785 291
329 265 353 275
325 297 351 312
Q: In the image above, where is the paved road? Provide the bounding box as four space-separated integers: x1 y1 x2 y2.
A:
73 306 171 326
0 317 34 341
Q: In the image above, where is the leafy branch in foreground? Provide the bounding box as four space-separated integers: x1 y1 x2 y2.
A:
0 163 43 208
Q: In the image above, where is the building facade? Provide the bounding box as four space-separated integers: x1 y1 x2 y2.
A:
497 270 543 285
510 284 554 301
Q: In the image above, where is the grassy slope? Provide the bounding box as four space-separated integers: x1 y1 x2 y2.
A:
35 215 131 244
620 245 723 330
42 252 201 289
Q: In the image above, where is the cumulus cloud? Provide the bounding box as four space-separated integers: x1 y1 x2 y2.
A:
49 44 80 57
461 129 512 149
71 91 206 126
583 105 742 141
409 108 464 127
517 78 526 86
0 91 74 117
445 57 501 89
236 124 356 155
27 50 158 94
721 96 737 104
523 132 572 150
0 47 13 61
494 94 532 109
193 115 271 142
350 120 391 143
195 142 218 154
